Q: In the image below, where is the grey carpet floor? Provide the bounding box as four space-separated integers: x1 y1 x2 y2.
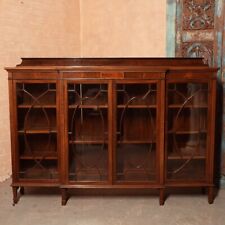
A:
0 179 225 225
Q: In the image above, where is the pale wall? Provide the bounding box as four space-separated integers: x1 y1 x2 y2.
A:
0 0 81 181
80 0 166 56
0 0 167 181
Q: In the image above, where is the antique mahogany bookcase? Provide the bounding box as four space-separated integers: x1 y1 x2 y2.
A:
5 58 218 205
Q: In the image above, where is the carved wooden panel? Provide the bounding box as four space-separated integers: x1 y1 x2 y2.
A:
176 0 216 65
181 41 213 65
183 0 215 30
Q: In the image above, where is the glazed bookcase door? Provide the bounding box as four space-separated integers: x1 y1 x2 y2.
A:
67 81 109 182
15 81 59 181
115 81 159 182
166 81 209 182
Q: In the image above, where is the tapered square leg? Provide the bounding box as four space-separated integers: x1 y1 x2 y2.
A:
208 186 214 204
20 187 24 195
159 188 165 206
61 188 68 206
12 187 19 206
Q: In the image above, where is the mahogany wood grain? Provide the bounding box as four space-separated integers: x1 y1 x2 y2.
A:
5 58 218 206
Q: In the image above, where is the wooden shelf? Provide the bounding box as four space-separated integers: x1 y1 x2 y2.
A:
18 104 56 109
168 154 206 160
20 151 58 160
69 140 108 144
167 146 206 159
168 130 207 134
168 104 208 109
18 129 57 134
117 105 157 109
117 140 156 144
68 104 108 109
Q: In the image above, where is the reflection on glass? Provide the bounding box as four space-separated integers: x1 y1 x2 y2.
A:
167 83 208 180
116 83 157 182
16 83 58 180
68 84 108 181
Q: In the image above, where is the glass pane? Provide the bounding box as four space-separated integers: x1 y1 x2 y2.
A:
68 83 108 106
116 83 157 182
17 83 56 106
19 160 58 179
68 83 108 182
167 82 208 181
69 144 108 181
117 83 157 106
16 83 58 180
